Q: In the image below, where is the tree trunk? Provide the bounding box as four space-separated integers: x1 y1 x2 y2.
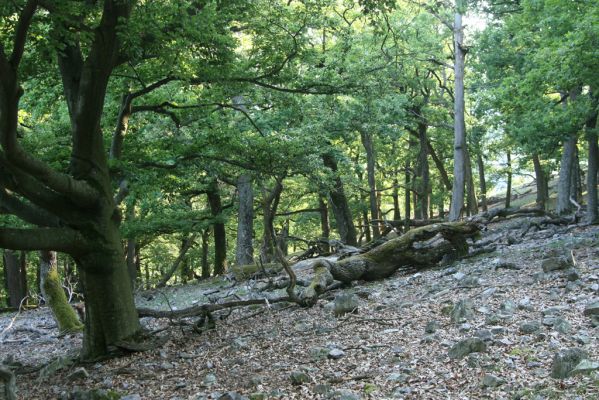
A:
360 130 381 239
586 95 598 223
532 153 547 209
465 148 478 216
207 180 227 275
477 153 488 212
156 234 196 288
505 150 512 209
201 228 211 279
322 153 358 245
2 250 27 308
392 177 401 222
125 201 138 288
235 174 254 266
416 123 430 220
40 250 83 333
319 196 330 253
260 179 283 262
557 133 577 214
449 8 467 221
404 156 412 229
428 140 452 191
277 220 289 256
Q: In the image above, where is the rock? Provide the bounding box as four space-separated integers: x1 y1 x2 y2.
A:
542 306 566 316
122 395 142 400
334 293 359 317
425 320 440 334
330 390 360 400
590 283 599 292
481 374 505 388
485 313 509 325
450 299 474 324
313 384 332 395
592 315 599 328
490 326 506 335
420 334 436 344
328 349 345 360
519 321 541 334
542 317 557 326
67 367 89 382
571 359 599 376
309 347 329 361
459 323 472 332
565 281 579 292
474 329 493 342
532 272 547 282
461 276 481 288
480 287 497 300
542 257 572 273
249 394 266 400
550 348 589 379
203 373 217 386
290 371 310 385
218 392 248 400
386 373 408 383
494 261 519 270
448 338 487 359
453 272 466 281
233 338 249 349
553 318 572 334
500 300 517 315
583 301 599 316
565 269 581 282
518 297 534 311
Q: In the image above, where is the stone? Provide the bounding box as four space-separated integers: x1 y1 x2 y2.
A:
583 301 599 316
331 390 360 400
474 329 493 342
490 326 506 335
481 374 505 388
542 257 572 273
450 299 474 324
67 367 89 382
122 395 142 400
425 320 439 334
203 373 217 386
453 272 466 281
313 384 332 395
309 347 329 361
334 293 360 317
448 338 487 359
553 318 572 334
249 394 266 400
550 348 589 379
461 276 481 288
218 392 248 400
518 297 533 311
494 261 519 270
328 348 345 360
571 359 599 376
542 317 557 326
519 321 541 334
290 371 310 385
386 373 408 383
480 287 497 300
565 269 581 282
500 300 517 315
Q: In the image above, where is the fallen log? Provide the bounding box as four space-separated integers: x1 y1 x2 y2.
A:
301 222 480 301
469 206 548 224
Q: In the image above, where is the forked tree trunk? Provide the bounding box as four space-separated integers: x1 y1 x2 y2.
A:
40 250 83 333
322 153 357 245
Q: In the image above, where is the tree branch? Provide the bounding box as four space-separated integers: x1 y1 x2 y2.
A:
0 187 60 227
0 227 87 254
9 0 38 68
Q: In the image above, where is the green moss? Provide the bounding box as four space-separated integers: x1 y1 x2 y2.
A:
43 267 83 334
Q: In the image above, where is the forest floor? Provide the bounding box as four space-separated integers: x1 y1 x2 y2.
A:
2 215 599 400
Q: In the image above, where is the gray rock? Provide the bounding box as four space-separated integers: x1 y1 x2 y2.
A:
542 257 572 273
331 390 360 400
203 373 217 386
533 272 547 282
583 301 599 316
289 371 310 385
553 318 572 334
448 338 487 359
571 359 599 376
328 348 345 360
425 320 440 334
519 321 541 334
309 347 329 361
461 276 481 288
122 395 142 400
490 326 507 335
481 374 505 388
592 315 599 328
453 272 466 280
420 334 436 344
386 373 408 383
565 269 581 282
500 300 517 315
313 384 332 395
67 367 89 382
590 283 599 292
551 348 589 379
518 297 533 311
451 299 474 324
218 392 248 400
542 317 557 326
542 306 566 316
480 287 497 300
494 261 519 270
474 329 493 342
334 293 360 317
565 281 579 292
233 338 249 349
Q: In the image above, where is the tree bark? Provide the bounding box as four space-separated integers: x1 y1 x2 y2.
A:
477 153 488 212
319 196 330 253
235 174 254 266
201 228 211 279
260 179 283 262
465 147 478 216
125 201 138 288
557 133 577 214
532 153 547 209
322 153 358 245
449 7 467 221
392 177 401 222
586 93 598 223
40 250 83 333
416 123 430 220
156 234 196 288
505 150 512 209
2 250 27 308
207 180 227 275
360 130 381 238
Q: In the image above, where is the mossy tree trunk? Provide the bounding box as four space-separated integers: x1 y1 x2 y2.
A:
39 250 83 333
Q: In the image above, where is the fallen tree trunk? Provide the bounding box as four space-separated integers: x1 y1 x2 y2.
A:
301 222 480 301
469 207 548 224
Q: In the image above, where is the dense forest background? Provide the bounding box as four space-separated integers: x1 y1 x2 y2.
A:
1 0 598 362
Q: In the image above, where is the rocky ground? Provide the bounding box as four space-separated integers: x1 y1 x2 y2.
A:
1 216 598 400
